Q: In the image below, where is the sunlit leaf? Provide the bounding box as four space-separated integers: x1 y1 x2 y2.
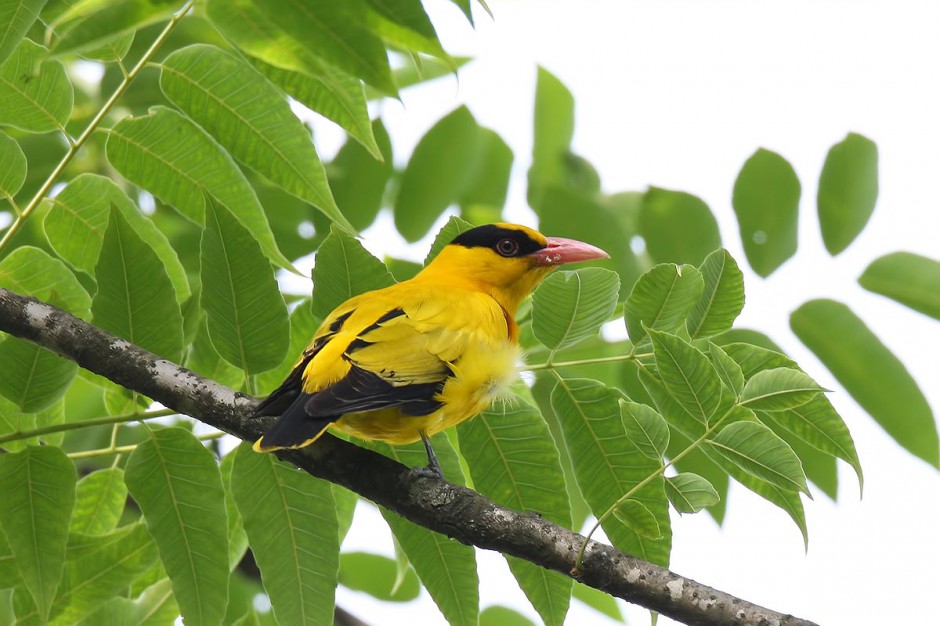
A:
731 148 801 277
817 132 879 255
791 298 937 467
707 420 810 495
0 0 45 66
394 106 483 242
232 444 339 626
160 44 350 232
200 197 290 374
664 473 720 514
0 39 72 133
532 267 620 353
424 215 474 265
0 129 26 197
619 399 669 461
859 251 940 320
50 0 176 58
70 467 127 536
639 188 721 265
124 428 229 626
624 264 703 343
686 249 745 340
311 226 395 319
0 446 75 622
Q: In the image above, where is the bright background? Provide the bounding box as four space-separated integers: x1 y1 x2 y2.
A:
303 1 940 624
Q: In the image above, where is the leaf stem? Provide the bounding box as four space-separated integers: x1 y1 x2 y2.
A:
0 408 175 445
68 430 224 460
0 0 196 253
521 352 652 373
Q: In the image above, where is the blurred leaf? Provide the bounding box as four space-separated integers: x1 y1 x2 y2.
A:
458 392 572 626
532 267 620 353
732 148 801 277
624 263 703 344
648 329 723 424
459 128 513 212
106 105 293 270
664 473 719 514
687 249 744 340
91 208 184 361
479 606 537 626
572 582 624 622
207 0 395 94
739 368 824 412
859 251 940 320
364 0 446 58
0 130 26 197
255 302 320 393
44 174 191 301
529 66 574 201
219 450 249 571
424 215 474 265
0 0 45 66
50 0 176 58
200 197 290 374
817 132 879 255
70 467 126 536
232 444 339 626
639 188 721 265
712 328 784 353
124 428 229 626
160 44 350 232
311 226 395 319
328 118 393 231
0 446 75 622
619 399 669 461
394 106 483 242
791 298 938 467
551 378 670 566
0 39 72 132
338 552 419 602
75 575 177 626
707 420 809 495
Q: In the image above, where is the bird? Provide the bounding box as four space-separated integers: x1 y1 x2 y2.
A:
252 223 609 477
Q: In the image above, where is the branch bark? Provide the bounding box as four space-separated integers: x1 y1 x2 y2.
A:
0 287 818 626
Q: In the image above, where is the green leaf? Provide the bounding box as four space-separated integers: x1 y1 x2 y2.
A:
624 263 704 343
44 174 191 302
207 0 395 94
859 251 940 320
612 499 661 539
124 428 230 626
160 44 350 232
394 106 483 242
0 39 72 132
255 301 320 393
0 446 76 622
648 329 723 424
572 583 624 622
817 132 879 255
550 378 670 566
423 215 475 265
219 450 248 571
311 226 395 319
231 444 339 626
639 188 721 265
200 197 290 374
619 399 669 461
731 148 801 277
0 329 78 412
49 523 159 625
329 118 393 230
740 367 824 411
480 606 537 626
708 343 745 397
80 577 178 626
458 392 572 626
374 436 479 626
707 420 809 495
91 208 185 361
529 67 574 198
791 298 937 467
0 0 45 66
252 57 380 159
0 246 85 315
0 129 27 197
532 268 620 353
664 473 720 514
338 552 419 602
364 0 445 58
70 467 127 536
106 105 292 270
49 0 176 58
459 128 513 212
686 249 745 340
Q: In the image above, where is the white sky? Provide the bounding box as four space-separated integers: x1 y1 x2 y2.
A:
312 1 940 625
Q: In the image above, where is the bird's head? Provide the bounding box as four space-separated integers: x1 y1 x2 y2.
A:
419 223 609 315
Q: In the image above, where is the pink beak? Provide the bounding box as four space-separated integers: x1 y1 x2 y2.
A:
531 237 610 266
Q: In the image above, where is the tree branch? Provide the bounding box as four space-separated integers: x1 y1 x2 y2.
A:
0 288 818 626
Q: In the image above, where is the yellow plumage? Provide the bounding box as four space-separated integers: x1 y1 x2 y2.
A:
252 223 607 475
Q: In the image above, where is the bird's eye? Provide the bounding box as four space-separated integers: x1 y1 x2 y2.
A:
495 238 521 257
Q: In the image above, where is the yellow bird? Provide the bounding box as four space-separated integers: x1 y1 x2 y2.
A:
253 223 608 477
